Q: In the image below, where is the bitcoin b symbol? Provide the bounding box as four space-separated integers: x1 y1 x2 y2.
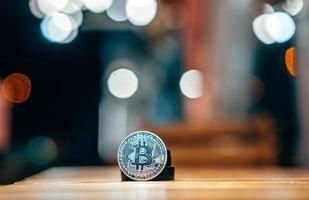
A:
132 141 152 170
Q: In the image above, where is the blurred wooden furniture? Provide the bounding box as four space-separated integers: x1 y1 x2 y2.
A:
145 116 277 167
1 167 309 200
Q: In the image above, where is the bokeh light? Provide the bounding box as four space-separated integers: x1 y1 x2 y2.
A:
61 0 83 14
40 12 75 43
106 0 127 22
62 28 79 44
253 12 296 44
179 69 203 99
107 68 138 99
285 47 297 76
69 10 84 29
263 3 275 14
26 136 57 166
29 0 159 44
29 0 82 44
0 73 32 104
126 0 157 26
29 0 45 18
282 0 303 16
265 12 296 43
252 14 275 44
37 0 69 15
81 0 113 13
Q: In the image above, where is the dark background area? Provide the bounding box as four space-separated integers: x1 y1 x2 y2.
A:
0 1 102 183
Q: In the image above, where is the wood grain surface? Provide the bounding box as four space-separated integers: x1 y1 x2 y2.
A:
1 167 309 200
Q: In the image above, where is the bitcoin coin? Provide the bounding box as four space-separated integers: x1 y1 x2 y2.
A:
117 131 167 181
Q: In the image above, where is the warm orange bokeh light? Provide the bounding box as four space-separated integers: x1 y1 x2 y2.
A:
285 47 296 77
0 73 32 104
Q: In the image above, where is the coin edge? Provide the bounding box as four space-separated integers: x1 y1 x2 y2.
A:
117 130 168 181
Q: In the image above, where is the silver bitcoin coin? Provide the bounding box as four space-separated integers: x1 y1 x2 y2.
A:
117 130 167 181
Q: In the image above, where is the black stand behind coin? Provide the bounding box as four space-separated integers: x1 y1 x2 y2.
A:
121 150 175 181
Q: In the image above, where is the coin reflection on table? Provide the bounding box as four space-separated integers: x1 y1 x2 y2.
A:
117 131 167 181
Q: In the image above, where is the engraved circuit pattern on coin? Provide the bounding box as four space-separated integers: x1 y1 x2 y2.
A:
117 131 167 181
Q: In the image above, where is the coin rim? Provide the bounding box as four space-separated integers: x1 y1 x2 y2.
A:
117 130 168 181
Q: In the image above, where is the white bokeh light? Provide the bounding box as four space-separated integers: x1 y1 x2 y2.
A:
107 68 138 99
37 0 69 15
41 12 75 43
127 0 156 7
81 0 113 13
253 12 296 44
282 0 303 16
179 70 203 99
106 0 127 22
69 10 83 29
126 0 157 26
61 0 83 14
265 12 296 43
252 14 275 44
263 3 275 14
265 14 284 41
61 28 79 44
47 0 70 10
29 0 45 18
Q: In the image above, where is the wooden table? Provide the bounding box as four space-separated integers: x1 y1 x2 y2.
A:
1 167 309 200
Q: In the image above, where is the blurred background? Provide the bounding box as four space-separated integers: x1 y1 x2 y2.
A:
0 0 308 184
